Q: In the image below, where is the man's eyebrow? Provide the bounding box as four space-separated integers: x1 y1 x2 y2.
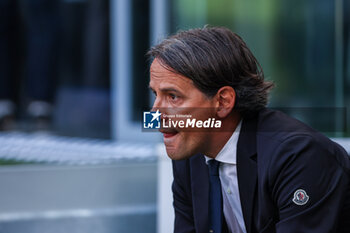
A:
159 87 182 94
148 86 182 94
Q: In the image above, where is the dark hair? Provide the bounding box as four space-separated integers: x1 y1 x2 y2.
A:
147 26 274 116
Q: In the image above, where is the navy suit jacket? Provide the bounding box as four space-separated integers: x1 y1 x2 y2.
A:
172 108 350 233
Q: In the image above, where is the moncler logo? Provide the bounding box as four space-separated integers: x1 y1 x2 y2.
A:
292 189 309 205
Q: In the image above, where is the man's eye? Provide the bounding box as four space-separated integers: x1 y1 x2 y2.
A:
169 93 178 100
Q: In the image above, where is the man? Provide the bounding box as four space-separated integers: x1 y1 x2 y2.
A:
148 27 350 233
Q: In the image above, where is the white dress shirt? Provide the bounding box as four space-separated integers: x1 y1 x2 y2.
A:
205 120 247 233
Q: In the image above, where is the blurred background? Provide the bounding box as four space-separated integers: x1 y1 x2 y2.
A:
0 0 349 232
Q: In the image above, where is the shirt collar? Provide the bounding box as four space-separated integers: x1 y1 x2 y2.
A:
205 120 242 165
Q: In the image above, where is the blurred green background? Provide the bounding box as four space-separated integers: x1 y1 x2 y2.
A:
1 0 349 139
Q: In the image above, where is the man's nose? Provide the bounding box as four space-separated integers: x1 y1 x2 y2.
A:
151 97 163 112
151 98 160 112
151 98 167 118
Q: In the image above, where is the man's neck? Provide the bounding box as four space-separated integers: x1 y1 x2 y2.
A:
205 113 241 159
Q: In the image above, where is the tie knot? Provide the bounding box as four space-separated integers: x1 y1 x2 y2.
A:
208 159 220 176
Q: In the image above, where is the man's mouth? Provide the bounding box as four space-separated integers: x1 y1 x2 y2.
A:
159 129 179 138
163 132 178 138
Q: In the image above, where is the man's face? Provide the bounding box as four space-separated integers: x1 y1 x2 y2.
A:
149 59 218 160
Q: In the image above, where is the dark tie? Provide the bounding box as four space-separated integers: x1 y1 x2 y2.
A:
208 159 223 233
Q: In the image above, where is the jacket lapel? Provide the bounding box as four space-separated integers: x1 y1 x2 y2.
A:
237 116 258 233
190 154 209 233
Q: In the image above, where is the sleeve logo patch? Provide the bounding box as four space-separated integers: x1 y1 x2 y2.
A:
292 189 309 205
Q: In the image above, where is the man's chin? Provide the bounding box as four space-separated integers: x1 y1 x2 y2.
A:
165 147 193 160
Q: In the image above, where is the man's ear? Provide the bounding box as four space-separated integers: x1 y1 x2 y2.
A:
215 86 236 118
